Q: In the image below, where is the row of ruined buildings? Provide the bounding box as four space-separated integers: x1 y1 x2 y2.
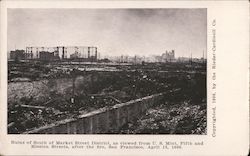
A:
9 46 98 62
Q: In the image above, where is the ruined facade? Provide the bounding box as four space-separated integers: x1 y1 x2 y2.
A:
162 50 175 62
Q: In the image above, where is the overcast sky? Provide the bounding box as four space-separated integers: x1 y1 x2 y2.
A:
8 9 206 58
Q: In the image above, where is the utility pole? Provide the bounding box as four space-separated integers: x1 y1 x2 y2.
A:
71 68 77 105
202 50 204 64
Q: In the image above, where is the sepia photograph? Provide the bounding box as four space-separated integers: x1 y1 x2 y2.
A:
7 8 207 134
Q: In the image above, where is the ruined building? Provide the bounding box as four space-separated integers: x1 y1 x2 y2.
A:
23 46 98 62
69 46 98 62
10 50 25 60
162 50 175 62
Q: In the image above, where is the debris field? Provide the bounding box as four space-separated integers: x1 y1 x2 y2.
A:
8 61 206 134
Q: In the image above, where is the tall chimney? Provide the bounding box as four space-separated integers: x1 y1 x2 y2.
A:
62 47 65 59
88 47 90 58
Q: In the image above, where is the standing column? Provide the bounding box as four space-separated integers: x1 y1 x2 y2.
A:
30 47 33 59
36 48 39 59
95 47 97 61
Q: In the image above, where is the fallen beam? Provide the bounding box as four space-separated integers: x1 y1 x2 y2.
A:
17 104 46 110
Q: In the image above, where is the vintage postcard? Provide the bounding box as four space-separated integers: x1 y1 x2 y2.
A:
0 0 249 155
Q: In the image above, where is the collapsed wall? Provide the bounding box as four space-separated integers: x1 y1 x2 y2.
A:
24 93 164 134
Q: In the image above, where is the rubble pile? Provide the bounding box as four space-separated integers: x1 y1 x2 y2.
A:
119 102 206 134
8 95 119 133
118 72 206 134
8 106 62 133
